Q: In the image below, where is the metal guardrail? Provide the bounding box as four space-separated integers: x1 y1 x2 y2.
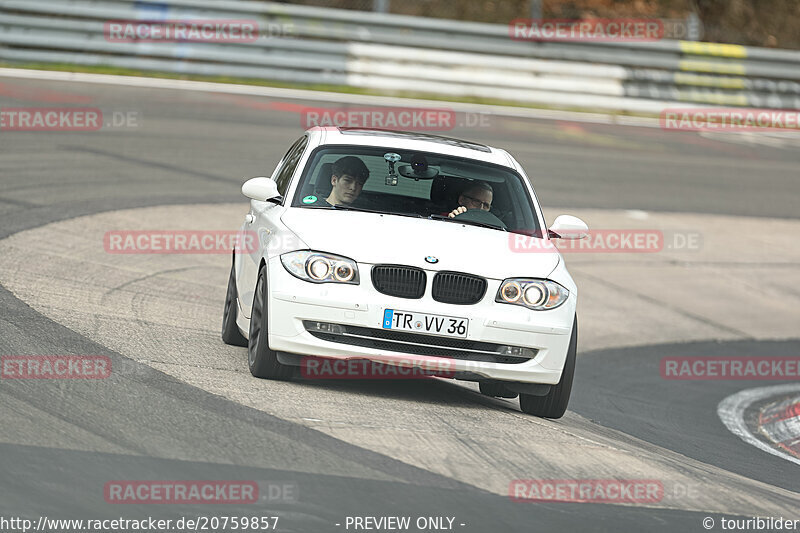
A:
1 0 799 112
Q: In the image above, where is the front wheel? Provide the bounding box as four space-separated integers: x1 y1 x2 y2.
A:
519 317 577 419
248 264 294 380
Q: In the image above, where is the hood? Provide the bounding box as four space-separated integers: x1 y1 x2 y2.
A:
281 208 559 280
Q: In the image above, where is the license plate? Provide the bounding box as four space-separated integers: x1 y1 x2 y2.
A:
382 309 468 338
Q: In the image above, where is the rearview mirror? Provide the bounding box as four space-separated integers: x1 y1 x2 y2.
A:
242 177 281 202
548 215 589 240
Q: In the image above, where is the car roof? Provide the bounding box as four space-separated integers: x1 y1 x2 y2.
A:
307 127 514 167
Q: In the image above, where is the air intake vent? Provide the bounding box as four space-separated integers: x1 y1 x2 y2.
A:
371 265 426 299
432 271 487 305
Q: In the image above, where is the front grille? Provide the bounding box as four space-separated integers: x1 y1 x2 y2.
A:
371 265 426 299
303 322 535 364
432 271 487 305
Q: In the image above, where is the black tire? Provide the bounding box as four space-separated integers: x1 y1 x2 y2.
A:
519 316 577 419
221 258 248 347
248 264 293 380
479 381 519 399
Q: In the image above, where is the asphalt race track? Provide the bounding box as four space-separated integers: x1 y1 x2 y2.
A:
1 73 799 532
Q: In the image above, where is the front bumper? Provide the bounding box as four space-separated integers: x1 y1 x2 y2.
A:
264 257 576 385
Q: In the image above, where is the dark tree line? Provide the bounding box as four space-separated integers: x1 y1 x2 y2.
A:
271 0 800 49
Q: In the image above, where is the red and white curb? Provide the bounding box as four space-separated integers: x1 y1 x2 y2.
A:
758 396 800 459
718 384 800 466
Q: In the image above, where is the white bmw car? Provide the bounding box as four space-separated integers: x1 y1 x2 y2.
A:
222 127 588 418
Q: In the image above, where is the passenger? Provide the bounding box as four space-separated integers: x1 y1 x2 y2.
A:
321 156 370 206
448 181 493 218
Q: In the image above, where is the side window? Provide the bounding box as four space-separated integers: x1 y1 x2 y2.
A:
274 136 308 198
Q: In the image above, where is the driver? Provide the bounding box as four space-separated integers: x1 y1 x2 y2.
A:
448 181 493 218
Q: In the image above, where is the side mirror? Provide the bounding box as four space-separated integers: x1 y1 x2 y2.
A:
242 177 281 202
548 215 588 240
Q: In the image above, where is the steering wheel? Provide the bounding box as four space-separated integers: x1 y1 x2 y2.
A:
453 208 508 230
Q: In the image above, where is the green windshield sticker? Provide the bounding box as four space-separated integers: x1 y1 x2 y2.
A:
302 195 317 204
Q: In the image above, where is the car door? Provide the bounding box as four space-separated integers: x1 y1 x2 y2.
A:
238 135 309 317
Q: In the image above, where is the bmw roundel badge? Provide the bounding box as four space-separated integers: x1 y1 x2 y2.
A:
425 256 439 264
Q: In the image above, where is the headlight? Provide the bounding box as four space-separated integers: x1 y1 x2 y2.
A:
496 279 568 310
500 281 521 303
332 261 355 282
281 251 359 284
308 257 330 280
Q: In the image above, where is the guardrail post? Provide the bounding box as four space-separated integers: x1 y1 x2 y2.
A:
530 0 542 20
687 13 702 41
374 0 389 13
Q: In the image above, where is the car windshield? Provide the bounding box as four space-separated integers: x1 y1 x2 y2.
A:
290 145 542 235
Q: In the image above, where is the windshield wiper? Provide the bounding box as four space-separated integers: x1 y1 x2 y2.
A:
428 214 507 232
